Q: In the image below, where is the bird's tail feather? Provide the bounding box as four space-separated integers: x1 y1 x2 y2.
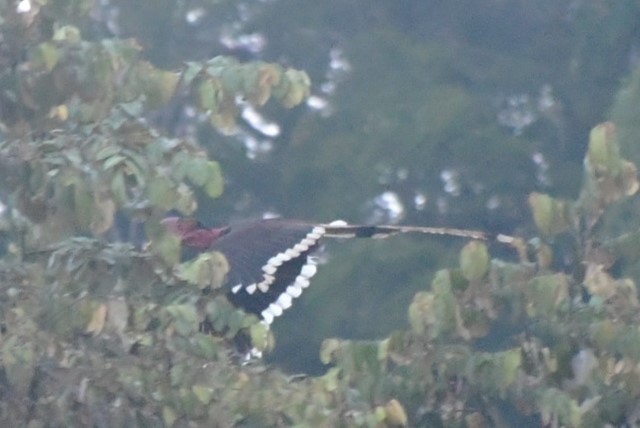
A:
322 222 488 240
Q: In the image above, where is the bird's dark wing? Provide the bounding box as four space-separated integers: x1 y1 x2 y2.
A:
204 218 506 324
209 219 325 324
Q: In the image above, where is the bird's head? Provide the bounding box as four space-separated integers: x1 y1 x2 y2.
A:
161 217 230 250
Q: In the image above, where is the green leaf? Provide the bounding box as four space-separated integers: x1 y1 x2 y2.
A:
185 158 209 186
73 179 94 230
145 68 179 107
166 304 199 336
527 273 569 317
147 175 175 210
223 310 244 337
153 232 181 266
384 399 408 427
175 183 197 214
110 170 128 205
95 145 122 161
589 320 619 349
52 25 82 42
186 158 224 198
320 338 341 365
249 321 272 353
196 78 221 111
192 385 214 405
189 334 220 360
539 388 582 428
587 122 621 174
102 154 127 170
182 62 203 85
459 241 489 281
408 291 434 336
170 151 191 181
205 298 235 332
496 349 522 395
123 159 145 185
528 192 570 237
1 335 36 396
175 252 229 290
119 100 144 117
203 161 224 198
280 69 311 108
321 367 341 392
162 406 177 427
218 62 245 93
32 42 60 71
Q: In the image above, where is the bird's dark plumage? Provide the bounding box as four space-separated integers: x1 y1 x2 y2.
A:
162 217 502 325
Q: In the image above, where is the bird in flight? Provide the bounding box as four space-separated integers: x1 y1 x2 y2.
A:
162 217 516 327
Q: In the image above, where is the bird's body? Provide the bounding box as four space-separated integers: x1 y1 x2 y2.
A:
162 217 502 325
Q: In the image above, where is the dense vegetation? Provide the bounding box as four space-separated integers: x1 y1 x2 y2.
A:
1 0 640 426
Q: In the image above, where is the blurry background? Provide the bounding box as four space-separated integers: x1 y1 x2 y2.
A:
99 0 640 373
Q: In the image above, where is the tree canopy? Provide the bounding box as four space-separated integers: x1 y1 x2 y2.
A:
2 0 640 426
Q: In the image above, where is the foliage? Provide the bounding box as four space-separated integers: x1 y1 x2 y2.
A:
91 0 640 366
1 0 640 427
3 123 640 426
240 1 640 361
